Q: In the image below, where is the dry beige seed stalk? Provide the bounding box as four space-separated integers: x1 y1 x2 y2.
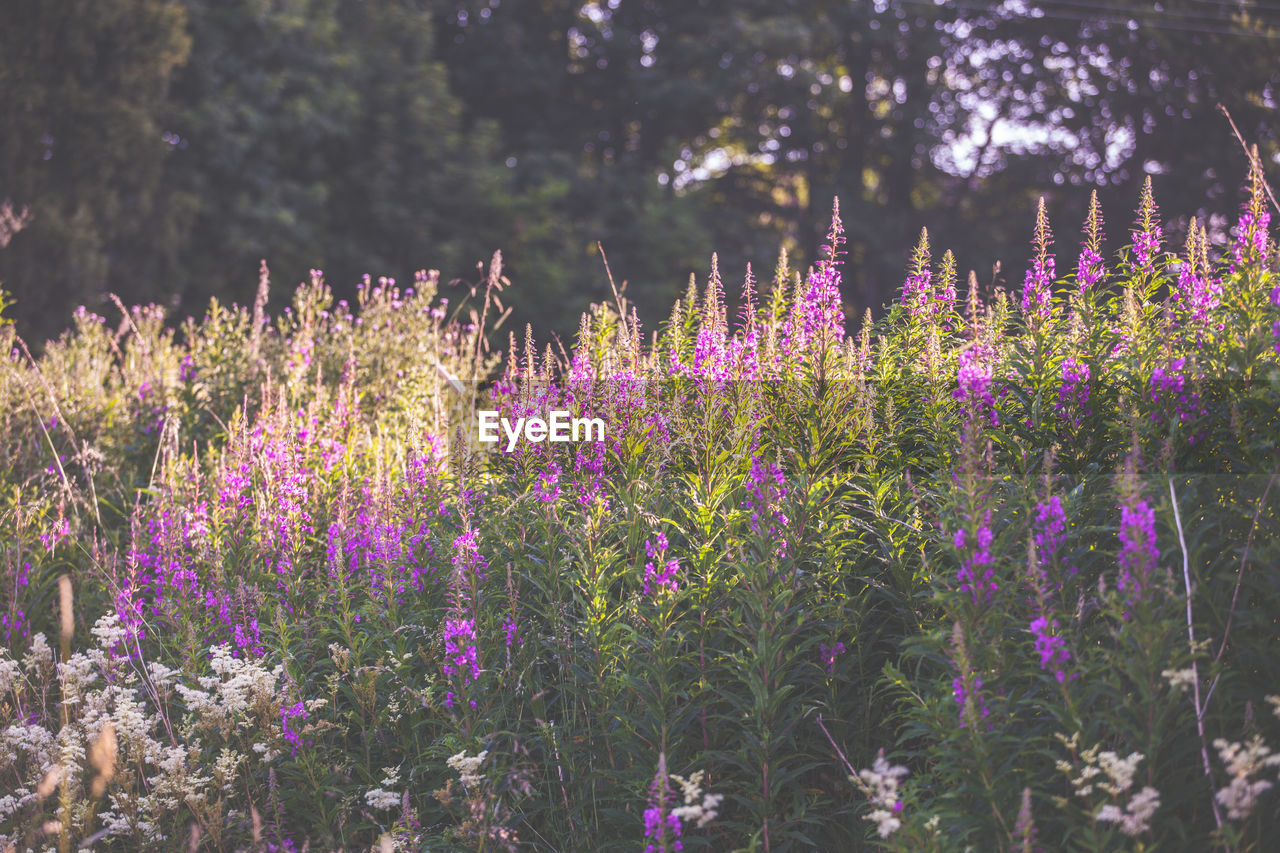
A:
36 764 63 799
58 575 73 644
90 722 118 797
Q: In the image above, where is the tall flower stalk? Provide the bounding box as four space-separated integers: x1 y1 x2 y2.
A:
1131 176 1163 276
1022 197 1056 326
1076 190 1105 292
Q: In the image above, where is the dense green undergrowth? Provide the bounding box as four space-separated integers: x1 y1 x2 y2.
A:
2 167 1280 852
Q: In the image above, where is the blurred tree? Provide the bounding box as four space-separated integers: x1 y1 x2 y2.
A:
429 1 967 321
158 0 513 317
4 0 1277 341
952 0 1280 250
432 0 1279 321
0 0 191 341
429 0 733 332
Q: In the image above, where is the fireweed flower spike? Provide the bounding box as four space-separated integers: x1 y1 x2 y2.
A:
949 621 990 727
1231 148 1271 272
783 204 847 356
743 455 789 555
1272 282 1280 354
1115 459 1166 613
954 510 996 605
643 752 682 853
643 532 680 598
1076 189 1105 292
901 228 932 322
1131 176 1163 275
1057 357 1091 426
1028 524 1074 684
442 530 486 709
1175 219 1222 330
954 344 998 426
1022 197 1055 324
936 249 958 330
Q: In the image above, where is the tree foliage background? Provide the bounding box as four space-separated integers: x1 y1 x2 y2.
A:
1 0 1277 342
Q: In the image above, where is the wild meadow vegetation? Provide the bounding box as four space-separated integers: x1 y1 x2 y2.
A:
2 160 1280 852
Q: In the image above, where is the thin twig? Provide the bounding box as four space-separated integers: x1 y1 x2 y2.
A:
1168 477 1223 831
596 242 630 343
1202 470 1277 711
1217 103 1280 216
814 713 859 779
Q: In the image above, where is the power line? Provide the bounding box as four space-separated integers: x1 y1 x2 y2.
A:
893 0 1280 39
1041 0 1277 24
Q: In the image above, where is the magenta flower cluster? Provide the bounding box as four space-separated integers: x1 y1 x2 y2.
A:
743 456 789 553
1029 616 1071 683
1032 496 1067 569
1149 357 1206 430
954 348 998 426
1232 210 1270 272
819 641 847 675
643 772 683 853
1117 499 1159 608
951 673 990 727
1174 262 1222 328
281 701 309 754
643 532 680 598
1271 285 1280 354
1056 358 1091 426
1076 244 1104 292
1022 200 1055 322
954 511 996 605
442 616 480 710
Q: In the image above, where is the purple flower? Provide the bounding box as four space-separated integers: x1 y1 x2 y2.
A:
1131 177 1163 275
1174 220 1222 331
1149 357 1206 430
744 456 789 554
783 263 846 355
1076 190 1106 292
1022 198 1056 322
954 347 998 426
442 616 481 709
1029 616 1071 683
1175 261 1222 327
900 228 933 322
820 641 847 675
642 533 680 598
1232 159 1271 272
281 701 309 753
1117 498 1159 607
1057 358 1091 425
1231 210 1270 272
643 755 683 853
950 673 990 728
954 511 996 605
534 460 562 503
1033 496 1067 565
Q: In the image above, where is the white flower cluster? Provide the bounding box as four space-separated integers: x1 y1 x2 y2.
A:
1096 786 1161 837
0 614 294 849
1161 667 1196 694
1057 737 1159 837
173 644 284 737
851 750 909 839
365 766 403 810
669 770 724 829
447 749 489 789
1213 735 1280 820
